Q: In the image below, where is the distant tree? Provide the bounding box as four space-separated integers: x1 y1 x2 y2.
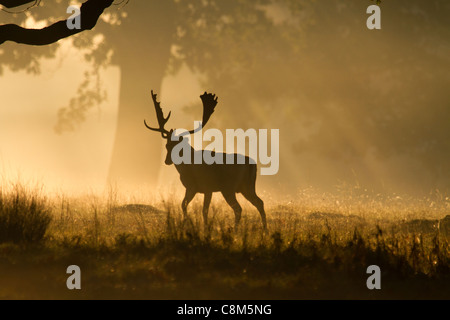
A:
2 0 449 193
0 0 307 188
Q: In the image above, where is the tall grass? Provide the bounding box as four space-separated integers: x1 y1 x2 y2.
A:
0 183 448 298
0 184 51 244
44 186 449 276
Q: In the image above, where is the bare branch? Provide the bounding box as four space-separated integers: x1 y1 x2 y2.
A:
0 0 114 46
0 0 35 8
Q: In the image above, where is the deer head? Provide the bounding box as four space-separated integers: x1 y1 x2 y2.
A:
144 90 218 165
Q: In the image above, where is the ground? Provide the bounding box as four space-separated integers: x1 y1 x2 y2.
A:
0 184 448 299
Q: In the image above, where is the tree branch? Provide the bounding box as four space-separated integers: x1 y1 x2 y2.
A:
0 0 35 8
0 0 114 46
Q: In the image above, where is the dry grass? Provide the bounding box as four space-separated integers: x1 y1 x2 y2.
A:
0 182 448 299
0 183 51 244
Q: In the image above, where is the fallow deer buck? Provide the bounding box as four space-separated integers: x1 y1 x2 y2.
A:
144 90 267 230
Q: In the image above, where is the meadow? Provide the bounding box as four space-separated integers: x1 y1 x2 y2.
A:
0 182 448 299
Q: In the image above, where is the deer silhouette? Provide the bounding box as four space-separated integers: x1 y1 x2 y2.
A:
144 90 267 230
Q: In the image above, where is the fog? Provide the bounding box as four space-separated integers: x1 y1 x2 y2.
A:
0 0 449 198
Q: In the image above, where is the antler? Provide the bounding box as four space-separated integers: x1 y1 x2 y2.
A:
144 90 172 139
186 92 218 134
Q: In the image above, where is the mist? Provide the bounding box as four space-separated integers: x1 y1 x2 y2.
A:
0 0 448 198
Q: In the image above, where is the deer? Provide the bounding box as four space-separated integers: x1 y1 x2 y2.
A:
144 90 267 230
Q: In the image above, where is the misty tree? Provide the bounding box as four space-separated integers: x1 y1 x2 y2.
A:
166 0 450 192
0 0 309 188
167 0 449 192
1 0 449 193
299 1 450 191
1 0 178 187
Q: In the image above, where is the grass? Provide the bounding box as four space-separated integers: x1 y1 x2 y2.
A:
0 182 448 299
0 183 51 244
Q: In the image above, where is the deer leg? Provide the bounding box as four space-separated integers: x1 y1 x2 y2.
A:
242 191 267 230
221 192 242 229
182 189 196 219
203 192 212 226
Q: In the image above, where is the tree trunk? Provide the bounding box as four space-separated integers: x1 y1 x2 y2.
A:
107 2 175 190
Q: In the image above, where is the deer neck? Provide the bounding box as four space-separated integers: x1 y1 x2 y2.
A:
173 145 197 172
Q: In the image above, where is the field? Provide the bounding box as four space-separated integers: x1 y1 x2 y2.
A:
0 182 449 299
